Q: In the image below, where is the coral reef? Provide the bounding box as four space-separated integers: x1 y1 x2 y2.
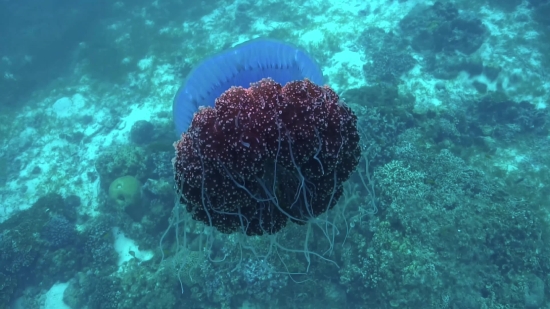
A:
3 0 550 308
400 2 489 55
0 194 84 308
95 145 149 190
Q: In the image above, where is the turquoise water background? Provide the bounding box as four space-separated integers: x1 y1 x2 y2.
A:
1 0 550 308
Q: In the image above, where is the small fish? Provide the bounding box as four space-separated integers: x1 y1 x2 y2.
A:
514 177 525 184
424 178 436 185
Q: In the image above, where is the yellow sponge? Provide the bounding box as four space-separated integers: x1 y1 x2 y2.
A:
108 175 141 209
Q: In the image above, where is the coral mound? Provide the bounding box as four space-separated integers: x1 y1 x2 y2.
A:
173 78 360 235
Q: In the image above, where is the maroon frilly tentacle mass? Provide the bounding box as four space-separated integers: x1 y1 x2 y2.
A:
174 78 360 235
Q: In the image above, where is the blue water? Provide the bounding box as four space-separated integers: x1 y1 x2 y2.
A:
1 0 550 308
